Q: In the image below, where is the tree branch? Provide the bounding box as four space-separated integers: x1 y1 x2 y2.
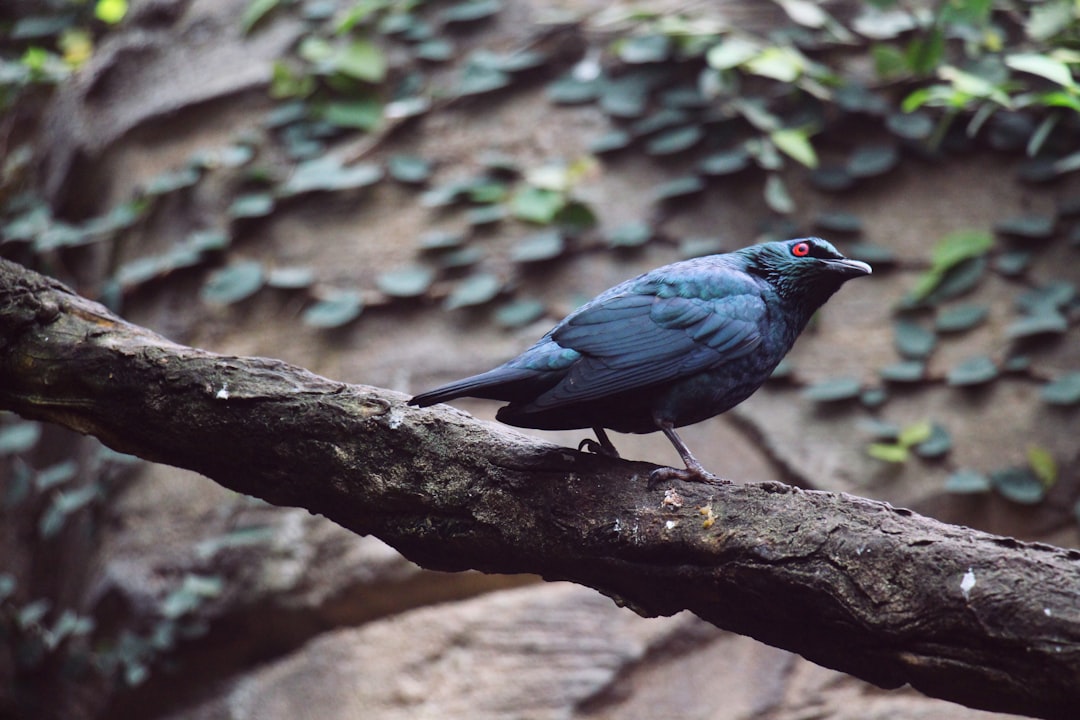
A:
1 257 1078 719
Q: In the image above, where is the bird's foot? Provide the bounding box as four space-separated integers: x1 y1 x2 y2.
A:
578 437 620 458
648 465 730 489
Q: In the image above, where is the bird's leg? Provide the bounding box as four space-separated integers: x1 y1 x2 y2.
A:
578 427 620 458
649 419 730 487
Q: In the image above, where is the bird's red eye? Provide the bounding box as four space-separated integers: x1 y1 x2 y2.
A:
792 241 811 257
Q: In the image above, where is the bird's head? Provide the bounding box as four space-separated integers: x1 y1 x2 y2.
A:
740 237 872 307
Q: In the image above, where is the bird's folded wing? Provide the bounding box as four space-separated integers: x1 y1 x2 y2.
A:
532 290 764 408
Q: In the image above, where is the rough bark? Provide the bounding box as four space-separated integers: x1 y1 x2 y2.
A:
1 257 1078 719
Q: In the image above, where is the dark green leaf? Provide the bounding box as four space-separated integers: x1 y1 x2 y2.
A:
879 360 925 383
555 201 597 234
1041 372 1080 406
918 257 987 306
144 167 200 196
847 243 897 265
266 267 315 290
632 108 691 137
0 421 41 455
321 98 383 130
947 356 998 386
389 155 433 184
860 387 888 407
511 188 564 224
813 211 862 234
415 39 455 62
994 250 1031 276
645 126 703 156
228 193 275 219
944 469 991 494
679 237 725 259
438 246 485 269
456 63 509 96
187 229 231 253
803 377 862 402
302 291 363 328
377 266 434 298
1016 281 1076 314
588 130 633 154
886 111 933 140
35 461 77 491
699 147 751 176
994 214 1055 240
847 144 900 178
512 230 565 263
445 273 502 309
608 221 652 248
201 261 265 304
808 165 855 192
935 304 988 333
281 157 384 195
547 76 598 105
859 418 901 440
494 299 546 328
619 34 671 64
418 230 466 251
599 75 651 118
764 174 795 214
1003 355 1031 373
915 422 952 458
1006 310 1068 339
991 467 1045 505
466 202 507 225
893 319 936 359
652 176 705 202
441 0 501 24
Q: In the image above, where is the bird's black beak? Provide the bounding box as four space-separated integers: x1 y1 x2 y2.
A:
824 257 872 277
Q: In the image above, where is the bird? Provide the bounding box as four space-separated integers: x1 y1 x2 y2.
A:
409 237 871 485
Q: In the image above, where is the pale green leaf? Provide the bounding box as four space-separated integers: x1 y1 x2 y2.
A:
769 128 818 168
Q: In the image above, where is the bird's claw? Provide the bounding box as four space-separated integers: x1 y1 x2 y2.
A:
648 465 730 489
578 438 620 458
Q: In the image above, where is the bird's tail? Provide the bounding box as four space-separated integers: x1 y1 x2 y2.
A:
408 366 552 407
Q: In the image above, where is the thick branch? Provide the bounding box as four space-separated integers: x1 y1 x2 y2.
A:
1 257 1079 719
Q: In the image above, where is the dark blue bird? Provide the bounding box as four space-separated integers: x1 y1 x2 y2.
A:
409 237 871 484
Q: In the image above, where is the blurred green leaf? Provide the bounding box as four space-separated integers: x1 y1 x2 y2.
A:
95 0 128 24
770 128 818 168
992 467 1045 505
0 421 41 455
898 420 933 448
321 98 383 130
302 291 364 328
512 187 565 224
893 319 937 359
333 39 387 83
1041 372 1080 406
377 266 434 298
867 442 908 463
445 273 502 309
512 230 564 263
803 377 862 402
201 261 265 304
946 355 998 386
945 469 991 494
241 0 279 34
1027 445 1058 487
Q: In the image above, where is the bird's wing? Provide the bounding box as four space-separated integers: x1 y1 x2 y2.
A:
530 278 765 409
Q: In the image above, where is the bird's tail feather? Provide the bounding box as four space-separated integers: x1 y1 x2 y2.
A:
408 366 552 407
